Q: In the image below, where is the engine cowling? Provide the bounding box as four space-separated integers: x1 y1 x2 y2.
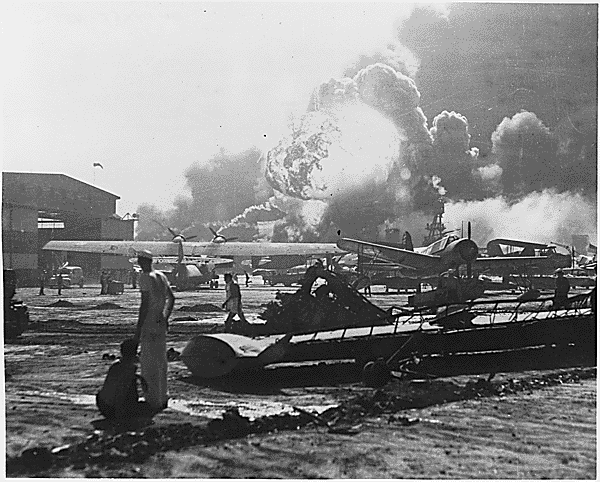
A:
439 239 478 268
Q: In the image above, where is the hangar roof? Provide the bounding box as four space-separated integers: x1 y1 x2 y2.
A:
2 172 120 200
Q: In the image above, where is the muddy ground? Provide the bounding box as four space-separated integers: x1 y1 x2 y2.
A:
5 281 597 478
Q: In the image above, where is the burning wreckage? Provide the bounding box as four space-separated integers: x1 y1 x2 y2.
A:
181 265 596 386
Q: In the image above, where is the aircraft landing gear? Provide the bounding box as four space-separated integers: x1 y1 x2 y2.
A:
209 280 219 289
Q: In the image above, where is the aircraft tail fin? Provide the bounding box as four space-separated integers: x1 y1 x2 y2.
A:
402 231 414 251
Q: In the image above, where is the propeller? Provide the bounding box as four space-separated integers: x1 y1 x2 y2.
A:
154 220 197 242
209 226 238 243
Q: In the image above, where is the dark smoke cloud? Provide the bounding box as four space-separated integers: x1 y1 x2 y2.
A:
135 203 172 241
399 4 596 172
135 147 270 240
554 104 598 197
265 63 440 240
184 146 266 223
487 111 557 197
428 110 480 200
137 4 596 247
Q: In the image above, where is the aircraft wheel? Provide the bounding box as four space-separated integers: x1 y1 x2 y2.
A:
362 359 391 388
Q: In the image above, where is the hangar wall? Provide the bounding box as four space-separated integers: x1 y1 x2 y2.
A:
2 203 39 284
2 172 134 286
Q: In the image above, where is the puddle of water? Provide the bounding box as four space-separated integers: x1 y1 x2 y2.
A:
172 316 264 326
4 345 48 359
13 390 97 406
11 389 337 420
167 398 337 420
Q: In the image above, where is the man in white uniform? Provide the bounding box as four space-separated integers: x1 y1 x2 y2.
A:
133 250 175 413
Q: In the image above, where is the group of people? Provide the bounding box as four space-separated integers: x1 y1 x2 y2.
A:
97 250 174 421
38 269 64 296
99 270 114 295
96 250 248 422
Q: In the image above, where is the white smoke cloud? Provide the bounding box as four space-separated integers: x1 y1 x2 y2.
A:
475 164 503 181
444 190 597 247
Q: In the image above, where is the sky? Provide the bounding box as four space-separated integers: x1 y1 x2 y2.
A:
3 1 417 215
3 2 597 247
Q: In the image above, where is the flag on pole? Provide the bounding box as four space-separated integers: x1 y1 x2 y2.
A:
93 163 104 169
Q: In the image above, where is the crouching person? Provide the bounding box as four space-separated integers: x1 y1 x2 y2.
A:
96 338 154 420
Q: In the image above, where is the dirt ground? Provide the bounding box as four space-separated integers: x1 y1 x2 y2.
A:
4 281 597 478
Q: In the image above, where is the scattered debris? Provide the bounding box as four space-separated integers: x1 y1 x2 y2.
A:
5 366 596 476
388 415 420 426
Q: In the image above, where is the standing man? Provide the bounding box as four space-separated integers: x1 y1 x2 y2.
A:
131 267 139 289
38 269 46 296
554 270 570 309
222 273 247 331
100 271 107 295
56 272 64 296
133 250 175 413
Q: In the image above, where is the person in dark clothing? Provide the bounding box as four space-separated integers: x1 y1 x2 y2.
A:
223 273 247 331
553 270 570 309
38 270 46 296
100 271 108 295
96 338 153 420
56 273 64 296
131 268 139 289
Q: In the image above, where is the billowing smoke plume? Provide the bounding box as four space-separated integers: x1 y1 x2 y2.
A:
265 63 440 240
184 146 268 223
136 4 596 248
135 147 270 241
428 110 480 200
445 190 597 247
486 111 557 197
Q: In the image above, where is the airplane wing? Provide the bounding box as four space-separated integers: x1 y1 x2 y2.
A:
137 256 234 267
336 238 441 271
43 240 346 258
486 238 549 257
473 254 571 272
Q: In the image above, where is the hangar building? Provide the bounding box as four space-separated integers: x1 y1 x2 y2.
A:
2 172 135 286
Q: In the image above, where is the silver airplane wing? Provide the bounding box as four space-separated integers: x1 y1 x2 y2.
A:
43 240 346 257
336 238 441 271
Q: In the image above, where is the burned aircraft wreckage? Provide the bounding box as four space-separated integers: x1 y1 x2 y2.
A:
181 265 596 385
